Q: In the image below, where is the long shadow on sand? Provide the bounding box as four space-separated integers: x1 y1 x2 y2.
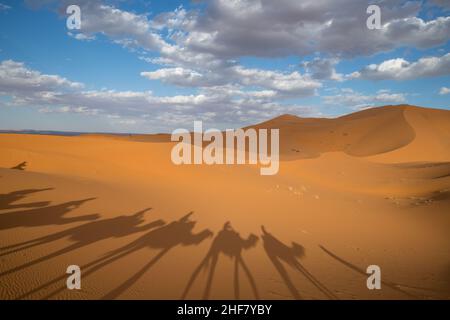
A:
101 212 212 299
0 208 162 256
0 197 98 232
0 188 53 211
181 222 259 300
261 227 337 300
17 212 211 300
319 245 423 299
0 208 163 277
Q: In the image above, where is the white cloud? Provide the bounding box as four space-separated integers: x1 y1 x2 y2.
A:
324 88 407 109
141 67 207 87
75 1 166 51
68 32 96 41
0 59 320 131
39 105 99 115
350 53 450 80
140 64 321 98
0 60 83 96
440 87 450 95
28 0 167 51
231 66 321 96
111 118 138 126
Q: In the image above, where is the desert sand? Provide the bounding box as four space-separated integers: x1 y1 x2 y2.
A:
0 105 449 300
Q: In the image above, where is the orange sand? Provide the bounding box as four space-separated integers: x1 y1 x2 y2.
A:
0 105 449 300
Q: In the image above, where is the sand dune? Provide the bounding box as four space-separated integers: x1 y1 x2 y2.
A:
251 105 450 161
0 105 449 300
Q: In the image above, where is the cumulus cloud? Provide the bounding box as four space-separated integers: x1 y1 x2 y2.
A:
382 16 450 49
0 59 319 131
0 60 83 95
440 86 450 94
28 0 167 51
31 0 450 63
302 58 343 81
141 64 321 98
141 67 210 87
231 66 321 96
350 53 450 80
165 0 449 58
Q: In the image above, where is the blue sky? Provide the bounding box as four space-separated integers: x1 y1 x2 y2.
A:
0 0 449 133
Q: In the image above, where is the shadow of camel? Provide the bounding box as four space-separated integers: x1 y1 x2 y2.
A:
11 162 27 170
101 212 212 300
261 226 337 300
0 208 163 258
182 221 259 300
0 188 53 211
18 212 211 300
319 245 422 299
0 198 98 232
0 208 163 277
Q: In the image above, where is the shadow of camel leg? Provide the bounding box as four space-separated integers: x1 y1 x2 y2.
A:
102 247 171 300
0 243 83 277
203 254 219 300
293 261 338 300
43 248 139 300
19 247 136 300
234 257 240 300
238 255 260 300
268 254 301 300
0 236 47 252
0 231 67 258
181 253 212 299
319 245 420 299
0 240 50 257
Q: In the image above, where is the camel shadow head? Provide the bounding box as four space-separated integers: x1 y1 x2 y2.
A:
244 233 259 249
291 242 305 259
133 207 152 221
